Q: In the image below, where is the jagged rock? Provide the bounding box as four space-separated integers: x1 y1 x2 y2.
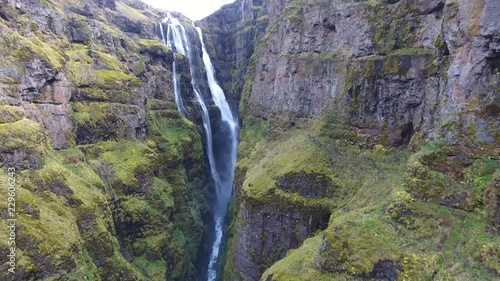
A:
67 17 93 44
34 73 71 104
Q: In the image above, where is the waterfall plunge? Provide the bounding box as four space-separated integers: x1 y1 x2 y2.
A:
161 14 239 281
196 27 239 281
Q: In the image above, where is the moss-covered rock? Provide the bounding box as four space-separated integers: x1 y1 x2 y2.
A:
0 118 46 170
0 105 24 124
317 213 401 276
405 141 499 210
0 1 210 280
485 173 500 233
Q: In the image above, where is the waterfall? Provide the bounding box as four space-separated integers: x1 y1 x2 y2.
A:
196 27 239 281
158 16 187 116
161 13 239 281
161 14 222 192
172 61 187 117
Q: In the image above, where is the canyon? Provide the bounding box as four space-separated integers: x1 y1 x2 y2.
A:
0 0 499 280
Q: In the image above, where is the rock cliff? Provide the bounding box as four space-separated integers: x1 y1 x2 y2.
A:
198 0 500 280
0 0 212 280
0 0 499 280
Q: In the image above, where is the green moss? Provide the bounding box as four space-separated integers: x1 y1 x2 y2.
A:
73 88 138 103
0 105 24 124
477 243 500 275
12 34 65 69
389 48 434 56
287 9 302 26
319 52 337 61
71 102 143 143
238 116 267 159
400 254 439 280
94 50 129 72
404 141 499 208
261 236 334 281
85 140 156 194
239 54 257 117
96 70 143 89
116 2 151 23
465 159 500 206
72 102 111 126
319 213 401 275
131 255 167 280
0 133 202 280
139 39 171 57
0 148 113 280
241 133 334 202
368 1 420 54
66 45 142 91
0 118 45 153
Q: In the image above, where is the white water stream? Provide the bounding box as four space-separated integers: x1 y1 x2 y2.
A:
162 14 239 281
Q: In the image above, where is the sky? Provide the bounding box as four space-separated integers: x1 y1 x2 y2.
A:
141 0 236 20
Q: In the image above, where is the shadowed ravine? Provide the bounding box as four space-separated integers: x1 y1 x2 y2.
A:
160 13 239 281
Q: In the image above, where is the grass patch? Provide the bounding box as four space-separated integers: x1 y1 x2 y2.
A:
389 48 434 56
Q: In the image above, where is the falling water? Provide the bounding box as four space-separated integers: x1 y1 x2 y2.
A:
171 61 187 117
162 14 222 191
161 14 239 281
196 27 238 281
159 16 187 116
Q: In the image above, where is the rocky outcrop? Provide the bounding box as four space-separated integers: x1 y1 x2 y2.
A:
202 0 499 147
235 200 330 280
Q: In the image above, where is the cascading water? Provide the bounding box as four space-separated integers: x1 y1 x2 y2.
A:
161 14 239 281
196 27 239 281
161 14 222 191
159 17 187 117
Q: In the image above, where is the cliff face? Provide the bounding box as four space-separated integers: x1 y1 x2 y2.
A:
0 0 211 280
0 0 499 280
199 0 500 280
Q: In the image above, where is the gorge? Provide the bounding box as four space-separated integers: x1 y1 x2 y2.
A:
160 13 239 281
0 0 500 281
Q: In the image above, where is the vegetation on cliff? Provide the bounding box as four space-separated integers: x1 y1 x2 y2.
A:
0 0 210 280
212 0 500 280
